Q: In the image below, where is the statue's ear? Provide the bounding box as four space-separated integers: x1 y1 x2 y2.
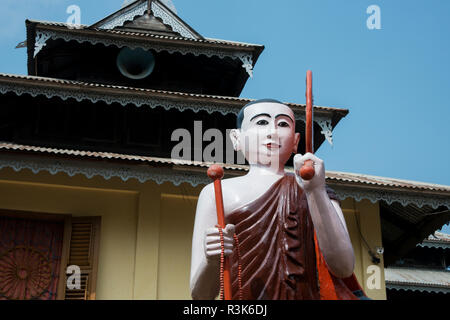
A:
293 132 300 154
229 129 241 152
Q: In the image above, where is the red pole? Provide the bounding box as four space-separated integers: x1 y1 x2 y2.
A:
207 164 232 300
300 70 316 180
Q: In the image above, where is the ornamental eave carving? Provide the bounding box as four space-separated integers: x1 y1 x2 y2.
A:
0 78 338 145
0 154 448 210
32 28 254 77
96 1 199 40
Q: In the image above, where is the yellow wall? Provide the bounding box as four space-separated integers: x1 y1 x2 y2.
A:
157 194 197 299
341 198 386 300
0 167 386 300
0 167 202 300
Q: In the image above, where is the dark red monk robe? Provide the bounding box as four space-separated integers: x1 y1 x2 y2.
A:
227 173 367 300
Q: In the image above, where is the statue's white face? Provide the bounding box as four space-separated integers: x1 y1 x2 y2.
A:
231 102 300 169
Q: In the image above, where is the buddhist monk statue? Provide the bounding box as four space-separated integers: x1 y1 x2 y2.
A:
190 99 367 300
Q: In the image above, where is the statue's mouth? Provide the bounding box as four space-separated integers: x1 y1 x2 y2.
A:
264 142 280 150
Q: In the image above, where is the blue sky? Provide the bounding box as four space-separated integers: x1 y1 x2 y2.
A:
0 1 449 232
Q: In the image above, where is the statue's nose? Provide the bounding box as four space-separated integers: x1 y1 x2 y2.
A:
267 125 278 139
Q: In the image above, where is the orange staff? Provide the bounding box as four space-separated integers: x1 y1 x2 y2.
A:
207 164 232 300
300 70 316 180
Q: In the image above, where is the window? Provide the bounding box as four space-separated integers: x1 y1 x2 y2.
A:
0 211 100 300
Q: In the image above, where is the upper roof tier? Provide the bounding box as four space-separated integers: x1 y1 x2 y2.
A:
25 0 264 97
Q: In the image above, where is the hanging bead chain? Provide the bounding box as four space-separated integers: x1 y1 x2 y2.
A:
216 225 243 300
217 225 225 301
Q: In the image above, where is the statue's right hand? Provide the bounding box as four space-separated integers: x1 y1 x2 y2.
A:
204 224 235 262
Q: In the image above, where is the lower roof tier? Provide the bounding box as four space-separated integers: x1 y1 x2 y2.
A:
0 141 449 266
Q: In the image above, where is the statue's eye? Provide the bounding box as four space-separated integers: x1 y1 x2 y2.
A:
278 121 290 128
256 119 269 126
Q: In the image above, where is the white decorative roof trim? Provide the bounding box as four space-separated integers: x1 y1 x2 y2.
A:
417 241 450 249
151 1 198 39
34 31 51 58
99 1 147 30
0 80 333 143
234 52 253 78
33 29 253 76
386 283 450 294
0 154 209 187
0 80 229 114
333 185 450 209
317 118 333 146
295 115 334 147
96 1 197 40
1 154 449 211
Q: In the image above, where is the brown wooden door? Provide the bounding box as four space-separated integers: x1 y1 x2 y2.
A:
0 213 67 300
0 211 101 300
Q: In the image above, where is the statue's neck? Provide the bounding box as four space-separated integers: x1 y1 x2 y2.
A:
247 163 286 178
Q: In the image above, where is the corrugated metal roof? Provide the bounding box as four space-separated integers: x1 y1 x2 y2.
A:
382 201 432 224
385 267 450 293
26 20 89 28
27 19 263 49
417 231 450 249
1 142 449 194
325 171 450 193
0 72 348 115
0 71 242 99
0 142 247 171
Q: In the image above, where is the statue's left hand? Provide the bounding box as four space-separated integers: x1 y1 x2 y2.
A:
293 153 326 193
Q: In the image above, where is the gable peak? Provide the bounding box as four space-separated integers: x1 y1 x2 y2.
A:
92 0 201 39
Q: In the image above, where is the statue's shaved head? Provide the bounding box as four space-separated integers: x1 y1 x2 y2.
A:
236 98 287 129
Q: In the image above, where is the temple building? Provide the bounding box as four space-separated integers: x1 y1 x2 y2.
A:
0 0 449 300
385 230 450 299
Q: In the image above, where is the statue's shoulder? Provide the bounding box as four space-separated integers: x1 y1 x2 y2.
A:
198 176 244 201
197 175 250 215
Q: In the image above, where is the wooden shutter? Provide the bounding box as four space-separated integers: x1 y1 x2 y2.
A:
63 217 101 300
